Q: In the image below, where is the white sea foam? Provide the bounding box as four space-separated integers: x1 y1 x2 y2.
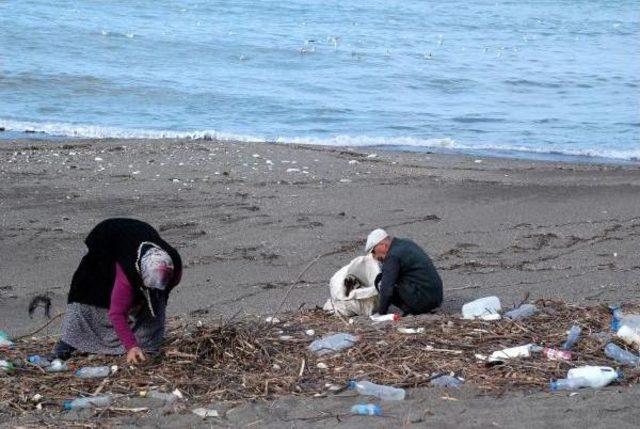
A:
1 119 638 162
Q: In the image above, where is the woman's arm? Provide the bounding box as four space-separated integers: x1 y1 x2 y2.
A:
107 263 138 350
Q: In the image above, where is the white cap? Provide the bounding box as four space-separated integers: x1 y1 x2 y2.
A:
364 228 389 254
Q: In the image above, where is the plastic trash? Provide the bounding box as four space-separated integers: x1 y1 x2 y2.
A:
349 380 405 401
75 366 110 378
370 313 400 322
0 331 13 348
504 304 537 320
430 374 463 388
604 343 640 366
562 325 582 350
568 366 620 387
63 395 112 410
46 359 69 373
489 344 536 362
616 325 640 348
1 359 14 373
192 407 220 418
542 348 572 361
397 327 425 334
141 390 178 403
308 333 357 356
610 306 640 332
350 403 382 416
462 296 501 320
550 377 590 391
28 355 50 367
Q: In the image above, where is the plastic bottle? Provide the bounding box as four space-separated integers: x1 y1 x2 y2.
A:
604 343 640 366
567 366 620 387
28 355 51 367
0 331 13 348
461 296 501 320
430 375 463 388
542 348 572 361
75 366 110 378
616 325 640 348
504 304 537 320
349 380 405 401
141 390 177 403
308 333 357 356
350 404 382 416
562 325 582 350
610 306 640 332
550 377 589 391
489 344 535 362
46 359 70 373
63 395 112 410
0 359 14 373
370 313 400 322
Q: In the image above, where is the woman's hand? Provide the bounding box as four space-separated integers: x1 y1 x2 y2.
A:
126 346 146 364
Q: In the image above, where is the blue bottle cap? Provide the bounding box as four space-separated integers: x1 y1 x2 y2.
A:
348 380 356 389
549 380 558 391
611 318 620 332
63 400 73 410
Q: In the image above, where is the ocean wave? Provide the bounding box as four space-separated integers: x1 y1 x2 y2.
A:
1 119 638 162
0 119 265 143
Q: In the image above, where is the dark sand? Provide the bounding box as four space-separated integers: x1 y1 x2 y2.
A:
1 138 639 428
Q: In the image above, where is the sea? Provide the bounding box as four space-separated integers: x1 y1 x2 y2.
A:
1 1 638 163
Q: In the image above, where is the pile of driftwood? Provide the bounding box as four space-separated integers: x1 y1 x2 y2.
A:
1 299 638 417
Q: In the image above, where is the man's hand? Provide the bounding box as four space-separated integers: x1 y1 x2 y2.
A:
126 346 146 364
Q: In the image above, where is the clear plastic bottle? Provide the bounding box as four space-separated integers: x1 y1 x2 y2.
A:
562 325 582 350
430 375 463 388
308 333 357 355
610 306 640 332
75 366 110 378
604 343 640 366
349 380 405 401
550 377 589 391
350 404 382 416
504 304 536 320
63 395 112 410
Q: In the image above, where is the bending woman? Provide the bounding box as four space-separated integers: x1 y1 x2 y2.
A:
53 218 182 364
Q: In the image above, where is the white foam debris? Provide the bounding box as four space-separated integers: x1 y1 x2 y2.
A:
265 317 280 323
339 178 352 183
252 153 261 158
366 153 377 158
265 159 273 165
286 168 300 173
316 362 328 369
94 157 103 162
474 159 483 163
192 408 220 419
348 160 359 164
132 171 140 175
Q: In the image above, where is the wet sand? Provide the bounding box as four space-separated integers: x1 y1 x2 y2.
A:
1 138 639 427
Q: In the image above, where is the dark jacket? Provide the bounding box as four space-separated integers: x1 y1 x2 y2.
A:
376 238 442 315
68 218 182 310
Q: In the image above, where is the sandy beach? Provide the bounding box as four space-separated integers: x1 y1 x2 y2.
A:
1 138 640 428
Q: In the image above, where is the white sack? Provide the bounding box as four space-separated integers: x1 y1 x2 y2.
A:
323 254 380 316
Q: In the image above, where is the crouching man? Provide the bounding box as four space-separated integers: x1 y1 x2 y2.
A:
366 228 443 316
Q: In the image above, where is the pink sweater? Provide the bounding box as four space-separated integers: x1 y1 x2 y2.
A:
107 263 138 350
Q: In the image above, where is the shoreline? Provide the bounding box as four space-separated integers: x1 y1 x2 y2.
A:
1 132 638 166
